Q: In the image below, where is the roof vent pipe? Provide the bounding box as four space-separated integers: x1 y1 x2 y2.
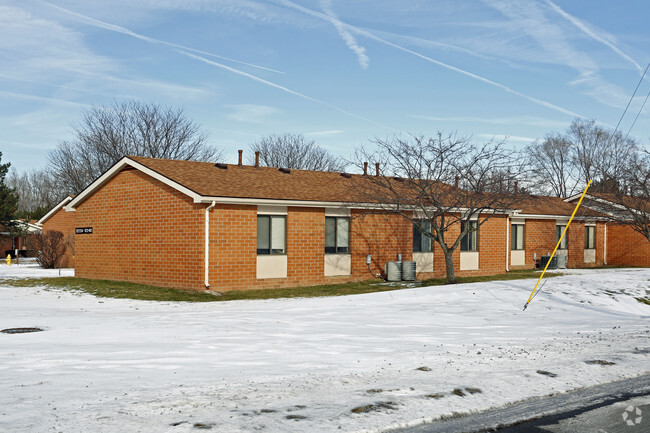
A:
514 181 518 194
455 176 459 188
363 162 368 175
238 150 243 166
255 151 260 168
375 163 380 177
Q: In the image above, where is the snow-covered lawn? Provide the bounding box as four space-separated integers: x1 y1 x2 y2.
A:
1 263 649 433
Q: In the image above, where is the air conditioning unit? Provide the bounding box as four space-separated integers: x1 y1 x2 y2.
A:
385 260 417 281
402 261 416 281
385 261 402 282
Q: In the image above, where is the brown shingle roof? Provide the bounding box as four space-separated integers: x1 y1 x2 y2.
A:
126 157 607 218
514 194 605 217
129 156 363 203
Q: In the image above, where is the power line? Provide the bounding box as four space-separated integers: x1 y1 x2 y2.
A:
614 62 650 134
624 87 650 141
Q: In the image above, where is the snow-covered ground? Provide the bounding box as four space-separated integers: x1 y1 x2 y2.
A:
1 263 649 433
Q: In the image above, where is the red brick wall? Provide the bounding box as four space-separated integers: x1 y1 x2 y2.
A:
607 223 650 266
42 208 76 267
523 219 557 264
475 215 508 276
0 235 12 255
207 203 257 290
287 207 326 285
204 207 416 291
567 222 584 268
350 210 412 278
417 215 509 279
75 168 205 290
595 222 606 266
510 219 606 270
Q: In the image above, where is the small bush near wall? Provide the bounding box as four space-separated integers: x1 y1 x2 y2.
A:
31 231 67 269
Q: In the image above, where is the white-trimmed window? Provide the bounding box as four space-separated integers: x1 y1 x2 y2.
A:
460 221 478 252
584 226 596 249
511 224 524 250
413 220 433 252
257 215 286 255
325 217 349 254
556 225 568 249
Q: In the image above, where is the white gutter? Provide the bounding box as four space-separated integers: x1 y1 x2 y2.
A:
204 201 216 289
505 215 510 271
603 223 607 265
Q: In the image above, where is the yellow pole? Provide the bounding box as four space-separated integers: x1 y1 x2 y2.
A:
523 180 592 310
5 254 10 266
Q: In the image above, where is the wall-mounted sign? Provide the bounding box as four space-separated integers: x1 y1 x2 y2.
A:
75 227 93 234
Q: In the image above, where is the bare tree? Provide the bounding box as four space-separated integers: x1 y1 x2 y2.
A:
568 119 637 190
248 133 346 172
525 119 637 197
605 148 650 241
6 168 62 219
49 100 222 194
524 133 576 197
352 133 519 284
31 230 67 269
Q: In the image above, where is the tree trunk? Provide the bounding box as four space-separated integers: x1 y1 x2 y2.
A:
443 249 456 284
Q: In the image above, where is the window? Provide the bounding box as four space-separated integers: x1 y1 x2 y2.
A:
585 226 596 249
556 225 568 249
257 215 286 254
511 224 524 250
325 217 349 254
413 220 433 252
460 221 478 252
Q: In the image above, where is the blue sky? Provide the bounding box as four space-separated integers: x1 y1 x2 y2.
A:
1 0 649 173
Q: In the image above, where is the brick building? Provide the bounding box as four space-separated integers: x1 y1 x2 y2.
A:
37 196 76 267
507 195 608 269
564 193 650 268
46 155 647 290
1 220 41 258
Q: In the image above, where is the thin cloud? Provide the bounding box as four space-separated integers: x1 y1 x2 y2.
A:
410 114 568 129
179 50 391 129
306 130 344 137
356 28 583 118
273 0 584 119
39 0 285 74
543 0 642 72
0 89 90 107
478 133 537 144
319 0 370 69
224 104 282 123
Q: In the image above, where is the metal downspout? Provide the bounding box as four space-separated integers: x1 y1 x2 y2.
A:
603 223 607 265
204 201 216 289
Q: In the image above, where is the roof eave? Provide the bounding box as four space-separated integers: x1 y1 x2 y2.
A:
66 157 204 211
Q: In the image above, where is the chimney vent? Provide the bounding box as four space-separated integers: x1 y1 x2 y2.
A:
238 150 243 166
455 176 459 187
363 162 368 176
514 181 518 194
255 151 260 168
375 163 380 177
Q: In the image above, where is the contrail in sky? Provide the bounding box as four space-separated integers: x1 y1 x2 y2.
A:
543 0 642 73
273 0 584 119
320 0 370 69
39 1 285 74
179 51 391 129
